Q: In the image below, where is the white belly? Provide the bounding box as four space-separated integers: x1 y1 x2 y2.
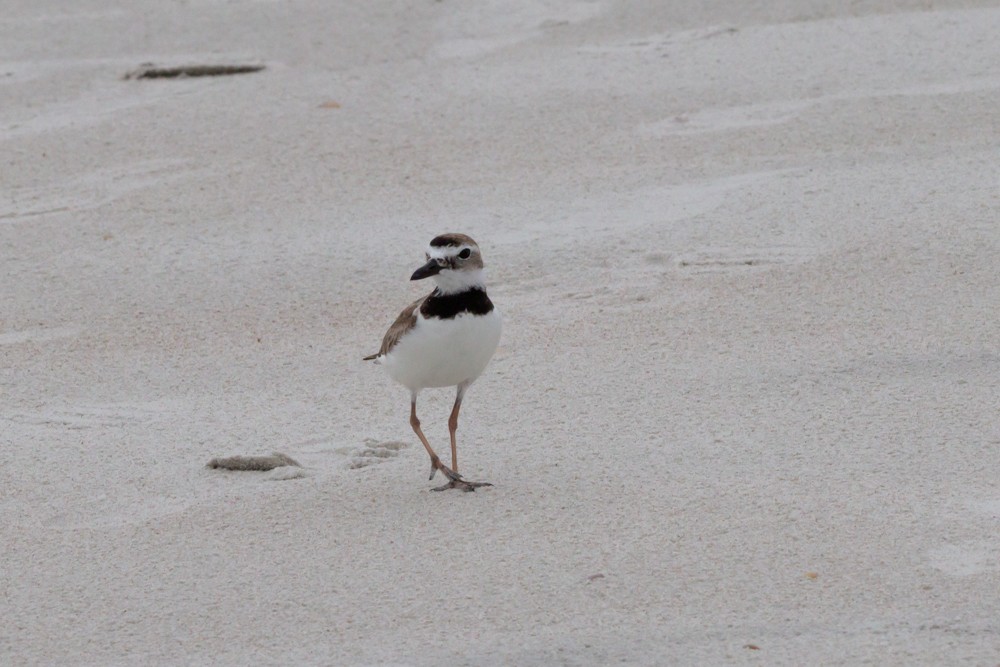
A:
381 309 502 390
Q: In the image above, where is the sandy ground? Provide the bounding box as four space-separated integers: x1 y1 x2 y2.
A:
3 1 1000 664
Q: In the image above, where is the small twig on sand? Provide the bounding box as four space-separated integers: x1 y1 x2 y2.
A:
124 64 265 80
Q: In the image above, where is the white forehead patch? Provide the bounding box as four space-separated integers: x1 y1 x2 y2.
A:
426 245 474 260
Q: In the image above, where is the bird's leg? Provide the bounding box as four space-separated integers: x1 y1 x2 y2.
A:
448 385 464 472
409 396 459 482
431 384 492 492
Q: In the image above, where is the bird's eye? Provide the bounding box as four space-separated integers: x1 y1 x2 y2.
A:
458 248 472 259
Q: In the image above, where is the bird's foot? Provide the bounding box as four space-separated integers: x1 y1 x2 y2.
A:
431 478 493 492
428 460 491 492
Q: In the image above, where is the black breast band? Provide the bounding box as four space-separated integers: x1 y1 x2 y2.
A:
420 288 494 319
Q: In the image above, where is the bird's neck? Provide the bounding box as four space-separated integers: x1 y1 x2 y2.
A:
432 269 487 295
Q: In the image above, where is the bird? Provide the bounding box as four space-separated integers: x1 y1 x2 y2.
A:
364 233 502 491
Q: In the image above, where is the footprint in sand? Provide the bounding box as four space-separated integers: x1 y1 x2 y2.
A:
926 542 999 577
293 437 410 470
346 439 409 470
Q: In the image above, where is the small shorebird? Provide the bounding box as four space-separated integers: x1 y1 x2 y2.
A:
364 234 502 491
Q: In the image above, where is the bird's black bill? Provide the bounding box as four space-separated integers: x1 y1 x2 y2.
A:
410 259 442 281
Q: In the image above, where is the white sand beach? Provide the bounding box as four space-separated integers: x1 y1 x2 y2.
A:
2 1 999 664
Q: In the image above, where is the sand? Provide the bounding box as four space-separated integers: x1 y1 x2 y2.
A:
2 1 999 664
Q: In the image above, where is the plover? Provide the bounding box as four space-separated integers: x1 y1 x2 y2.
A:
364 234 502 491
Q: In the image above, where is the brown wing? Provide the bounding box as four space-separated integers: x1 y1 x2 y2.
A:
363 294 426 360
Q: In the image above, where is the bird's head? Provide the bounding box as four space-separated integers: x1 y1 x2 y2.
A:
410 233 486 293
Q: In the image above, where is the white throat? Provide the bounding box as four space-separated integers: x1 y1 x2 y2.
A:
432 268 486 295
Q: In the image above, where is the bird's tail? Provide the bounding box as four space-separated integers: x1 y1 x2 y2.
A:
362 353 379 361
